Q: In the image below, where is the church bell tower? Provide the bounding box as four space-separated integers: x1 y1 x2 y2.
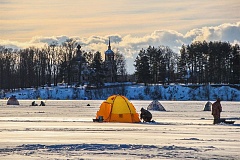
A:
104 37 116 82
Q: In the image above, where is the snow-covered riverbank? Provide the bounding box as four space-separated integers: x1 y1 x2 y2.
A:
2 84 240 101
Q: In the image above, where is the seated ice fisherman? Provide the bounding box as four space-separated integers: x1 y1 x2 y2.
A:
140 107 152 122
39 101 45 106
31 101 38 106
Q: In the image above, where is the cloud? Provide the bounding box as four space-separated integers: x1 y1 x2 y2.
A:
1 22 240 73
28 36 69 46
185 22 240 43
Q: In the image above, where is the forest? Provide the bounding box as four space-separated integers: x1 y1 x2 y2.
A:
0 40 239 90
135 41 240 85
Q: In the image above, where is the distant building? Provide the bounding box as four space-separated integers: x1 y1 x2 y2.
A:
104 38 117 82
72 44 89 85
71 38 117 85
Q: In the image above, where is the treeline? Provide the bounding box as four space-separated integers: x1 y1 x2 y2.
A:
0 39 127 90
134 41 240 85
0 40 239 90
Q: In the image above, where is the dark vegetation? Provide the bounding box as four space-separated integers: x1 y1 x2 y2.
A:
135 41 240 85
0 40 239 91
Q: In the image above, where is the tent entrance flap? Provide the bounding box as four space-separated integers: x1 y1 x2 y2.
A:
96 102 112 121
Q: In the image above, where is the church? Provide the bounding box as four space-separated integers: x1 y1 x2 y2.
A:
104 38 117 83
72 37 117 85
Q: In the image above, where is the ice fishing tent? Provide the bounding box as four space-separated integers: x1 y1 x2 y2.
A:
203 101 212 111
147 100 166 111
96 95 140 123
7 96 19 105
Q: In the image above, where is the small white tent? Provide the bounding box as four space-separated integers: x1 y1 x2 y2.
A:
147 100 166 111
203 101 212 111
7 96 19 105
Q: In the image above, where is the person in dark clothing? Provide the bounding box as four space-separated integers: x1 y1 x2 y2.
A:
31 101 38 106
140 107 152 122
212 98 222 124
39 101 45 106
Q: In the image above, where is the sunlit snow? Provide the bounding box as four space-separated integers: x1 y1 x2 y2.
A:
0 100 239 159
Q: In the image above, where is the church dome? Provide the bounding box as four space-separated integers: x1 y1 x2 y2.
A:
105 49 114 55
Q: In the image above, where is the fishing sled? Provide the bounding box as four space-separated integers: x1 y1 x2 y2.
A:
220 118 235 124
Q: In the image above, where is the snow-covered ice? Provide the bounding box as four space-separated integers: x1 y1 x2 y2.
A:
0 100 239 159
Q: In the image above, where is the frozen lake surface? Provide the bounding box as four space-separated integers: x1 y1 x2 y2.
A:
0 100 240 159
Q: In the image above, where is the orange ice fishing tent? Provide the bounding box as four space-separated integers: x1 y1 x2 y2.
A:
96 95 140 123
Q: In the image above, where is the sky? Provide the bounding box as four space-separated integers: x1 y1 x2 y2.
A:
1 0 240 73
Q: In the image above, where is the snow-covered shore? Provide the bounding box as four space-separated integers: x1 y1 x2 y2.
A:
0 100 239 159
2 84 240 101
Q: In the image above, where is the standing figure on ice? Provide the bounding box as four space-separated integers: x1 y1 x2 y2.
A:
212 98 222 124
140 108 152 122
